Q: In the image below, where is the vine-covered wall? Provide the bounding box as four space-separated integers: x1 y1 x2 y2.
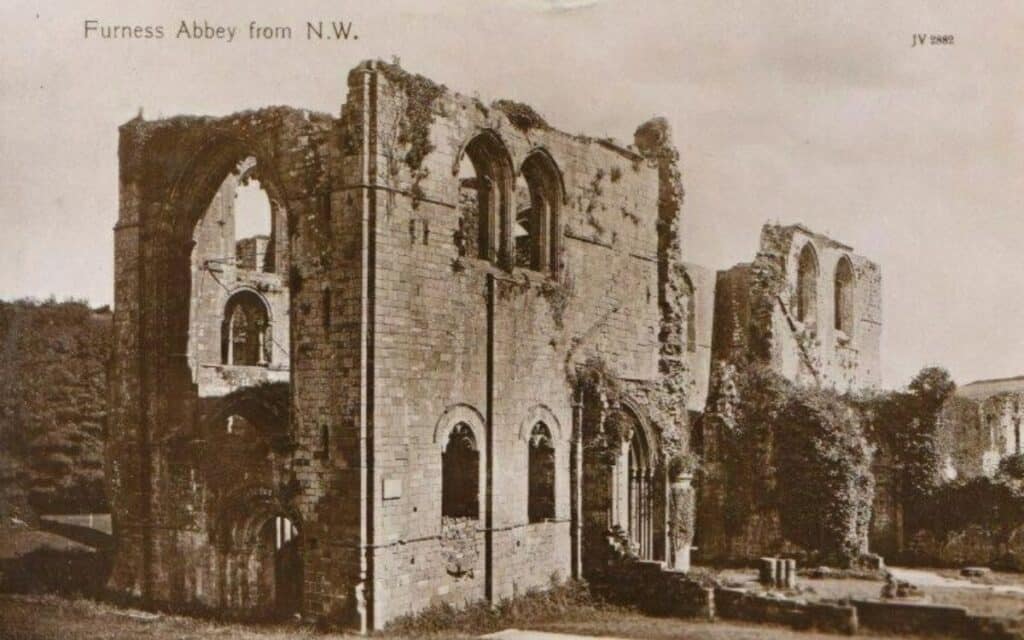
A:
698 364 875 565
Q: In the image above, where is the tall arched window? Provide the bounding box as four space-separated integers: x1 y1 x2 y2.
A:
796 243 819 325
834 256 854 335
234 166 276 274
528 422 555 522
442 423 479 519
517 151 563 273
457 132 514 266
222 291 271 366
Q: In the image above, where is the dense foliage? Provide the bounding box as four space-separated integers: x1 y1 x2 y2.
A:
711 364 789 535
0 299 111 515
377 60 445 172
492 99 551 132
711 364 875 564
915 474 1024 537
903 454 1024 539
855 366 956 529
775 387 874 562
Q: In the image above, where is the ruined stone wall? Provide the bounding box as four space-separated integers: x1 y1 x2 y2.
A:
709 224 881 393
682 262 715 413
110 60 687 631
111 105 338 615
938 392 1024 480
700 225 881 564
187 176 290 399
357 64 665 625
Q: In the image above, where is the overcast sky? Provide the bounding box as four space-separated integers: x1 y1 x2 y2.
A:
1 0 1021 389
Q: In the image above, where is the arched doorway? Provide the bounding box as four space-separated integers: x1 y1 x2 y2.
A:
258 515 302 617
608 407 655 559
580 393 664 579
626 424 655 559
217 495 303 618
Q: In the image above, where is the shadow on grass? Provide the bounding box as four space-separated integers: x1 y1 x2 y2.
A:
0 547 111 597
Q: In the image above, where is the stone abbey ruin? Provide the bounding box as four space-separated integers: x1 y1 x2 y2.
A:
108 60 888 630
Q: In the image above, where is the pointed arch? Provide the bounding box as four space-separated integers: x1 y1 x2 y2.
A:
517 404 564 443
518 149 565 273
528 421 556 522
433 403 485 448
616 399 660 467
222 289 272 366
455 130 515 266
796 242 819 325
834 255 855 335
434 403 486 521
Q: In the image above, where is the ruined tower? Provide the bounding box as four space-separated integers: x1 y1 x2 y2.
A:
108 61 693 629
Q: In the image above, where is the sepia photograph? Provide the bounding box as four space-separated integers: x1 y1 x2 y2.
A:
1 1 1022 638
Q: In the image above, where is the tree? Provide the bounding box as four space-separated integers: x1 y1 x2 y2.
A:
908 366 956 412
0 300 111 515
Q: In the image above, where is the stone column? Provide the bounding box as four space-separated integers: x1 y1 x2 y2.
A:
571 392 583 580
668 472 694 571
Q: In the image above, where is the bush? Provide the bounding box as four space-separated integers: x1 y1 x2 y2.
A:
997 454 1024 482
916 476 1024 537
0 548 109 597
713 364 791 535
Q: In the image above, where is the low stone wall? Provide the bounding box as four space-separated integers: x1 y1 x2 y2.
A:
604 559 714 619
852 599 1024 639
853 599 967 636
600 542 1024 639
714 587 856 635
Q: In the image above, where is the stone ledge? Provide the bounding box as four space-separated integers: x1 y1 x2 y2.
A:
851 598 1024 639
715 587 856 636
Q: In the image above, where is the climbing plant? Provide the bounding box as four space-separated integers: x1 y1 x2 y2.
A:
708 363 875 564
572 357 626 465
775 386 874 564
492 99 550 133
377 61 446 172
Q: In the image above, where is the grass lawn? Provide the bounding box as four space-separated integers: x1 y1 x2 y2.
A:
0 593 930 640
0 527 1013 639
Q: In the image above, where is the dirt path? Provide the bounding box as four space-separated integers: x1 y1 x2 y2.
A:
890 566 1024 595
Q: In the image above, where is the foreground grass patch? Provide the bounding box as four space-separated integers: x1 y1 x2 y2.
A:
381 580 618 638
0 592 919 640
0 594 342 640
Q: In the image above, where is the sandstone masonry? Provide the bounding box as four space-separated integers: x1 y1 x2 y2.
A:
108 61 695 630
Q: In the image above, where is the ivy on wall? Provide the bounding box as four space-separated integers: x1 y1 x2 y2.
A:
377 61 446 173
707 363 875 565
775 386 874 563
